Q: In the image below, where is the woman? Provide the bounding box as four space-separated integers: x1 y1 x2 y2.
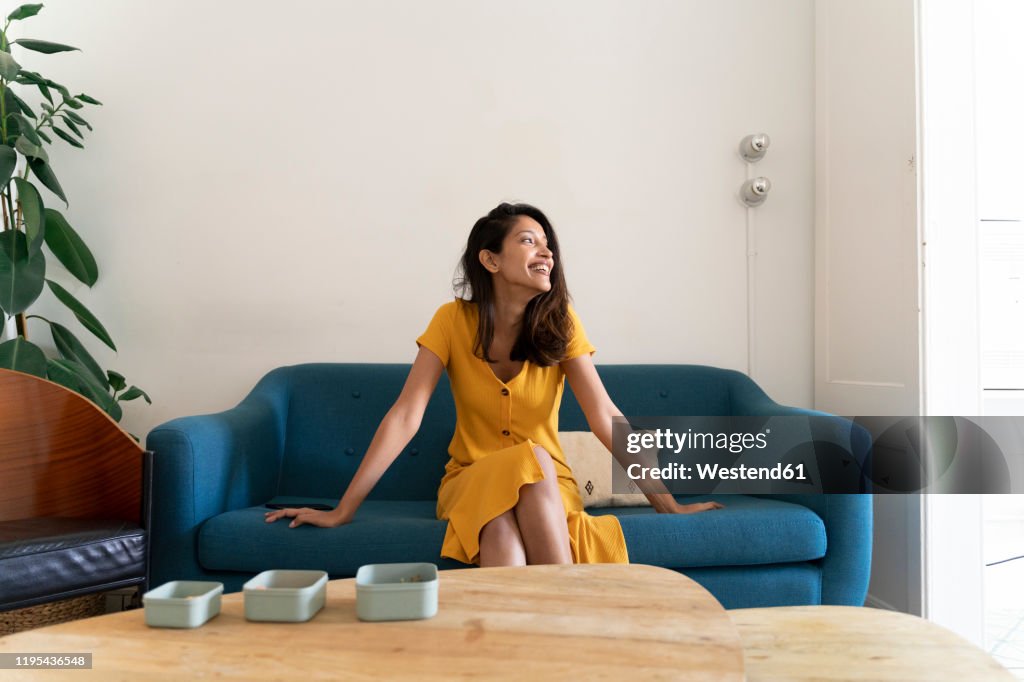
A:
265 202 722 566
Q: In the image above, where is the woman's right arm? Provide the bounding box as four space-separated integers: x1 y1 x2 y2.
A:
264 346 445 528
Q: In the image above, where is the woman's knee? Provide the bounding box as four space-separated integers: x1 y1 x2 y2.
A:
479 510 526 564
481 510 522 545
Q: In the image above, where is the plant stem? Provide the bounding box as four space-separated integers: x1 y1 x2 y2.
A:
35 100 66 135
3 188 16 234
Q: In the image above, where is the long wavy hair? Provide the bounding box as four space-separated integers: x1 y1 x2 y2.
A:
453 202 573 367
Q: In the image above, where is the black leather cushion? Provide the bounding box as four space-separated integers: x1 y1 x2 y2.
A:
0 518 147 610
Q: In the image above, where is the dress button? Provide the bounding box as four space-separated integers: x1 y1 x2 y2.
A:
410 448 419 456
352 391 361 399
501 388 509 396
345 447 355 456
502 430 510 436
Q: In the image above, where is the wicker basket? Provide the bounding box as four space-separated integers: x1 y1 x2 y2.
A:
0 592 108 636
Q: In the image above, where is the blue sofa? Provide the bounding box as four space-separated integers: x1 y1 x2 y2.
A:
147 364 872 609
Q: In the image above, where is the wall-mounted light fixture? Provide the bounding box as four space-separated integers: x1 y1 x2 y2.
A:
740 176 772 207
739 133 770 162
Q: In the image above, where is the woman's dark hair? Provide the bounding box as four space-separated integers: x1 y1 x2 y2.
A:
454 202 573 367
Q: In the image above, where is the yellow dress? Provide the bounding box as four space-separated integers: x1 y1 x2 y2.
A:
416 298 629 566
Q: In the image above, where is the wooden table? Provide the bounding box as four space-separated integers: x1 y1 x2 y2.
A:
0 564 745 681
730 605 1014 681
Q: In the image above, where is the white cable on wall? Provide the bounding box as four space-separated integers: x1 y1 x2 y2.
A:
746 163 758 379
738 133 772 380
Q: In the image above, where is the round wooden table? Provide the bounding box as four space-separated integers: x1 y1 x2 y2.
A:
0 564 745 681
730 605 1013 681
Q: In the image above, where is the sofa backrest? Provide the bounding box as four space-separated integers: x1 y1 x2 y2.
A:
269 363 745 501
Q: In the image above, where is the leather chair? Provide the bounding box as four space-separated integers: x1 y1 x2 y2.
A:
0 368 151 613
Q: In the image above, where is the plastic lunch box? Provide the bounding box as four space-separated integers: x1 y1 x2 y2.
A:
242 569 328 622
142 581 223 628
355 562 438 621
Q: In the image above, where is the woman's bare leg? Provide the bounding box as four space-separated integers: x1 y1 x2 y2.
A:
479 509 527 567
515 446 573 564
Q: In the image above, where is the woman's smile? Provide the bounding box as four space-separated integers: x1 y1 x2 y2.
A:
529 262 552 277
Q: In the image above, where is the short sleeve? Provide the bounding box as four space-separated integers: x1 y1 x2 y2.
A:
564 305 597 360
416 302 454 367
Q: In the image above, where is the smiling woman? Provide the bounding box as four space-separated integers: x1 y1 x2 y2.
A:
264 202 723 566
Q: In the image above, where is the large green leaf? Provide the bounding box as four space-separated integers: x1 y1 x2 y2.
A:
49 321 107 387
2 89 20 119
118 385 152 405
10 113 41 145
0 336 47 377
46 279 116 351
8 89 35 118
49 356 121 420
0 233 45 316
7 4 43 21
0 216 21 261
0 51 21 80
15 135 47 160
12 71 52 103
43 208 97 286
14 69 42 84
46 356 82 392
28 157 66 204
107 369 126 392
47 79 70 100
13 178 45 258
60 116 83 138
52 127 83 148
63 110 91 129
13 39 80 54
0 145 15 186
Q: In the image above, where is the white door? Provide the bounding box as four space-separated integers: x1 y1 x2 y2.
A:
813 0 923 616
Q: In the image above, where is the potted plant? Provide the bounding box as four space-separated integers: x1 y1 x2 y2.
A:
0 3 148 425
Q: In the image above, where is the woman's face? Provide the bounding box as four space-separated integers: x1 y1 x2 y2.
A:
482 216 555 295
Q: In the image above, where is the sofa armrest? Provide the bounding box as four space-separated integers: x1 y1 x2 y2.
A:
147 386 287 585
728 378 873 605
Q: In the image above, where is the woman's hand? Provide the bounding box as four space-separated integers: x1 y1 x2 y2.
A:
647 492 724 514
264 506 352 528
663 499 724 514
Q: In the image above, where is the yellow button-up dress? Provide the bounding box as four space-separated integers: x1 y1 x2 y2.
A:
416 298 629 566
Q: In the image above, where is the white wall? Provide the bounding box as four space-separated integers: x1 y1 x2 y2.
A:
12 0 815 439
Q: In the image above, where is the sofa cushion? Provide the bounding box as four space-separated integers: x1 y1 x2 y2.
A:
0 518 147 610
593 495 826 568
198 495 825 576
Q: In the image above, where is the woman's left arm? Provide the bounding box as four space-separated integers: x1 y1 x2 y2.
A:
562 354 723 514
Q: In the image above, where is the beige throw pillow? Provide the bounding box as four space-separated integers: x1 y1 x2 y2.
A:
559 431 611 508
559 431 650 508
